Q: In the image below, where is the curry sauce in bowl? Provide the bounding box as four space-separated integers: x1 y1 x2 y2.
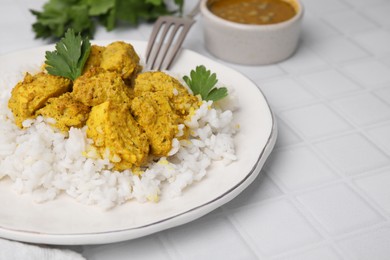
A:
209 0 297 25
200 0 304 65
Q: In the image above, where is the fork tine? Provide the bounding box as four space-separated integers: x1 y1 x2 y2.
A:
154 19 195 71
154 22 184 71
145 18 172 70
145 1 200 70
145 19 162 64
146 2 199 71
162 20 195 70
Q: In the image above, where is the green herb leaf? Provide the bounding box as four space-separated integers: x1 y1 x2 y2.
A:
30 0 184 39
30 0 94 39
88 0 115 16
183 65 228 102
145 0 163 5
45 28 91 81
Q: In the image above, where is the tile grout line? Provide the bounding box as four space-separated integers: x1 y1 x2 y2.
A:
220 206 268 259
157 232 182 260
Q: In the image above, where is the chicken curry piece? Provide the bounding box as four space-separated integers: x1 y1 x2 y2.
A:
82 41 142 84
87 101 149 170
72 68 132 107
131 92 179 156
7 41 199 171
83 45 105 73
100 41 142 83
8 72 71 127
134 71 199 119
36 92 90 132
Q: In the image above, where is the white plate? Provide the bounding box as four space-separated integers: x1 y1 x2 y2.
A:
0 40 277 245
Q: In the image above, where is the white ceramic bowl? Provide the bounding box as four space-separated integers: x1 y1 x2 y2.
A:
200 0 304 65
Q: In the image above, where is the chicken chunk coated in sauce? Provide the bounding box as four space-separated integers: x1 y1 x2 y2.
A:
72 68 132 107
100 41 142 83
8 72 71 127
134 71 199 119
131 92 179 156
86 101 149 170
36 92 90 132
83 45 105 73
83 41 141 83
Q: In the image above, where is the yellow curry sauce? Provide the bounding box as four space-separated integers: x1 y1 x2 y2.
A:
208 0 296 25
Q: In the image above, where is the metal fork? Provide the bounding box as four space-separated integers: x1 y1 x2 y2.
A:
145 2 200 71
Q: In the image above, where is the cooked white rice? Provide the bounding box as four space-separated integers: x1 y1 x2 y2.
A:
0 71 238 210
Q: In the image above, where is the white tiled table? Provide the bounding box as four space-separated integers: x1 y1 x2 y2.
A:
1 0 390 259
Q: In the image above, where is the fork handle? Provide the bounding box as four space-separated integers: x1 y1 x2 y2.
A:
186 1 200 19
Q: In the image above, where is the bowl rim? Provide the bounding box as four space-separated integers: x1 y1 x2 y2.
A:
200 0 304 31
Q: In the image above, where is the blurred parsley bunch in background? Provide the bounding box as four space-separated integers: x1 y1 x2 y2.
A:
31 0 184 39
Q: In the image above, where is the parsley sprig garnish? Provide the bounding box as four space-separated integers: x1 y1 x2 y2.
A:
183 65 228 102
31 0 184 39
45 29 91 81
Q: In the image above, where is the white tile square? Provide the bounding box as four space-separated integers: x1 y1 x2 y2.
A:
0 4 28 24
266 146 339 191
17 0 46 9
301 13 339 42
354 29 390 56
309 37 368 64
0 3 48 54
332 93 390 126
82 236 171 260
342 60 390 87
381 54 390 68
260 78 316 109
184 38 207 56
343 0 386 6
225 173 283 209
0 21 35 43
374 86 390 105
363 3 390 27
322 10 376 35
1 0 14 4
277 246 342 260
232 200 321 256
365 123 390 154
355 170 390 214
17 0 46 5
280 104 352 139
314 134 389 175
15 1 45 24
94 28 144 42
138 23 154 40
274 117 303 148
231 64 285 81
278 47 329 74
299 69 361 97
297 184 384 235
166 216 257 260
301 0 348 14
0 40 46 56
338 226 390 260
3 2 45 40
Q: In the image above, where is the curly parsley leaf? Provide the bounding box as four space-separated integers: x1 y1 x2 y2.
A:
45 29 91 81
183 65 228 102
